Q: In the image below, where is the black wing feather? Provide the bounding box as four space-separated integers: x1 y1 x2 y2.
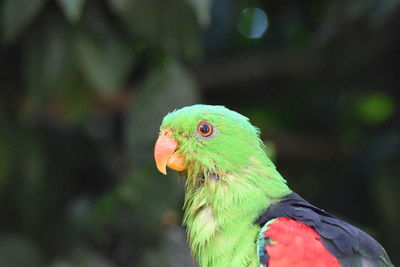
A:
255 193 393 266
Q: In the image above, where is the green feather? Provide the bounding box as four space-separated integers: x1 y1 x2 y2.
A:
160 105 291 267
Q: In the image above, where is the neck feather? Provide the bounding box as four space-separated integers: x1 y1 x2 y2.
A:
183 155 291 267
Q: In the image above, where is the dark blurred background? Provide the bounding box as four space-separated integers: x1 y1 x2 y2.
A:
0 0 399 266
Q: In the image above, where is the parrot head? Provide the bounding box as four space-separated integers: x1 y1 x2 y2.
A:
154 105 268 180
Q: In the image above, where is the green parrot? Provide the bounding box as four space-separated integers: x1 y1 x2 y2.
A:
154 105 393 267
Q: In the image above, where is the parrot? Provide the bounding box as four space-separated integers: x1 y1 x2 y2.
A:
153 104 393 267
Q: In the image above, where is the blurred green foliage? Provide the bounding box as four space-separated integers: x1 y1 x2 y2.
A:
356 92 396 124
0 0 399 266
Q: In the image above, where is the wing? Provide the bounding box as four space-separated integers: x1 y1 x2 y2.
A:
257 217 340 266
256 193 393 267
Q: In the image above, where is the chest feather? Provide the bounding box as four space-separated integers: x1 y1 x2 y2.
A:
184 178 262 267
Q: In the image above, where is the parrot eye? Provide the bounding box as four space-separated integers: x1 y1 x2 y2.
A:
197 122 213 137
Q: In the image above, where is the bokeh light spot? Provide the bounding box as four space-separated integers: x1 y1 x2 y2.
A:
356 92 396 124
238 7 269 39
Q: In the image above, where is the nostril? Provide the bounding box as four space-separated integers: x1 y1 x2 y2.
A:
161 129 172 137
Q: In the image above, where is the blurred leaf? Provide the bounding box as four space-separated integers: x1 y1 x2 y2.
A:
25 23 69 90
1 0 47 42
186 0 212 27
57 0 87 23
0 234 44 267
75 5 135 96
75 33 134 96
356 92 395 124
114 0 201 60
60 79 93 123
22 13 92 122
23 14 74 113
106 0 130 13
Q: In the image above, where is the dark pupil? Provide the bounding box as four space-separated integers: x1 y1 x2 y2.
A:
200 124 210 134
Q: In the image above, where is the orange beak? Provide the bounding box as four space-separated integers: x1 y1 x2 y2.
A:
154 129 187 175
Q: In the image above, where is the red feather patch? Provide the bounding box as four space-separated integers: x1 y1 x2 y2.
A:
264 217 340 267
